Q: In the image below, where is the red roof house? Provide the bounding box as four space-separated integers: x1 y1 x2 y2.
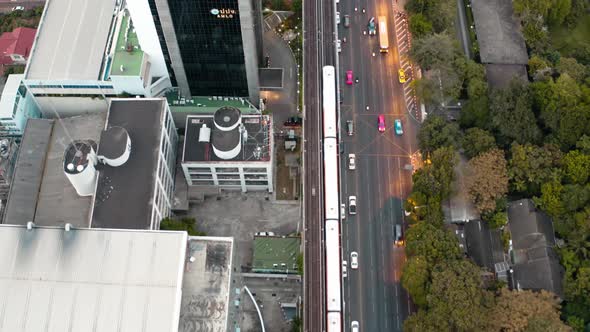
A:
0 27 36 68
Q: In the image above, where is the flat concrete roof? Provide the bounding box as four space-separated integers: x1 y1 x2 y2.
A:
3 114 106 228
485 64 528 89
0 225 187 332
183 114 271 163
25 0 117 80
179 237 233 332
471 0 528 65
252 236 300 273
0 74 23 118
92 99 165 229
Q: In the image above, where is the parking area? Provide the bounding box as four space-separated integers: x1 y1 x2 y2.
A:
181 192 301 331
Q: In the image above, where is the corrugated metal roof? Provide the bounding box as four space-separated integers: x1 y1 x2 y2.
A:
0 225 187 332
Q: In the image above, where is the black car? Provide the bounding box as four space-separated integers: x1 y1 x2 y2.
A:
284 116 302 127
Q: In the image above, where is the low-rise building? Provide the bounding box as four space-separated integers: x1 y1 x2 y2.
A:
0 74 41 136
0 27 36 74
507 199 564 297
181 107 273 192
3 98 177 229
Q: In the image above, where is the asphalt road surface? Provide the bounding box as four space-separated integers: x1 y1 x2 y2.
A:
337 1 418 331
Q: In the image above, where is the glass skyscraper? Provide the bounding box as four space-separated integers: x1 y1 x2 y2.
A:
149 0 263 105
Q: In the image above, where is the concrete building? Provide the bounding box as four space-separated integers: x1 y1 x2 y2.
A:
0 74 41 136
181 107 273 192
144 0 264 105
3 98 177 229
0 27 36 75
23 0 172 116
0 224 187 332
179 236 234 332
507 199 564 298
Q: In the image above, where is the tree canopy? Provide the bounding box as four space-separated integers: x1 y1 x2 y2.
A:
418 115 460 155
465 149 509 214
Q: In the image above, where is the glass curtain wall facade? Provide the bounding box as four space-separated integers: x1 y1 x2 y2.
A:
154 0 249 97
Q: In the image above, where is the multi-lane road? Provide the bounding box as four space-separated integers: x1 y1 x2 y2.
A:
303 0 417 329
337 1 418 331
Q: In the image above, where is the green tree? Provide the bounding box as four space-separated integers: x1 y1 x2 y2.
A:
490 80 542 145
575 135 590 154
296 253 303 275
411 147 456 202
459 96 490 129
462 128 496 159
405 222 462 264
508 143 563 195
401 256 430 307
534 180 565 217
160 217 206 236
556 57 587 83
488 288 569 332
411 77 440 106
528 55 551 79
427 260 490 331
404 309 444 332
418 115 460 155
547 0 572 26
488 211 508 229
465 149 509 214
563 150 590 184
409 33 457 71
409 13 433 38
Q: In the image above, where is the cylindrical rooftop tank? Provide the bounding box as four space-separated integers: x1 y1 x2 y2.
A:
97 126 131 167
63 141 98 197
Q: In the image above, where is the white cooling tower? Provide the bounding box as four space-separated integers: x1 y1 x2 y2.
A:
63 142 98 197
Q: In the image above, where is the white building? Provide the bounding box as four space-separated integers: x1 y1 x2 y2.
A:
0 224 187 332
0 74 41 135
181 107 273 192
23 0 171 117
3 98 177 230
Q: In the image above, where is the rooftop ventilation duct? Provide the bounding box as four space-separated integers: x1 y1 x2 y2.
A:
198 124 211 143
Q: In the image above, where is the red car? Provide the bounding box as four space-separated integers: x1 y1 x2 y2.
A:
378 114 385 132
346 70 353 85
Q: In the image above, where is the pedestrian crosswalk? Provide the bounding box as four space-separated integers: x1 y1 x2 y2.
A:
393 11 421 121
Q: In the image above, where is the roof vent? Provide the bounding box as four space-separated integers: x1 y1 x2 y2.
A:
198 124 211 142
26 221 34 231
65 223 72 232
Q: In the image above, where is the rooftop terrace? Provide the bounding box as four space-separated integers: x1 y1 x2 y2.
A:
166 90 258 114
252 236 300 274
110 11 144 77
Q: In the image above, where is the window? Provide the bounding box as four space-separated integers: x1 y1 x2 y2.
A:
215 167 239 173
218 180 241 186
191 179 215 185
243 168 266 173
187 166 211 173
217 174 240 180
246 180 268 186
190 174 213 179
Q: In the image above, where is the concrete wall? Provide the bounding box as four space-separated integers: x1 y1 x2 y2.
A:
34 97 108 118
126 0 170 78
239 0 261 107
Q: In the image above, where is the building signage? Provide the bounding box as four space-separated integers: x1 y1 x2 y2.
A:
210 8 237 19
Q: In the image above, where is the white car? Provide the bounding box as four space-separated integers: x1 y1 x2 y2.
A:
342 260 348 278
351 321 359 332
255 231 275 237
350 252 358 269
336 12 341 24
348 154 356 170
341 203 346 220
349 196 357 215
337 39 342 53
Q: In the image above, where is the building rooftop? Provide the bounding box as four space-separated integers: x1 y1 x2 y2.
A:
110 10 144 77
3 99 168 230
0 225 187 332
183 112 271 163
25 0 117 80
464 220 505 271
471 0 528 65
91 99 165 229
507 199 563 297
0 27 36 65
166 90 259 114
4 114 106 228
179 237 233 332
252 236 300 273
485 64 528 89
